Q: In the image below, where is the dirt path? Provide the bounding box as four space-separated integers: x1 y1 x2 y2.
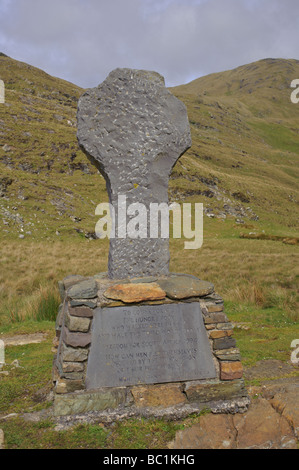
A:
0 333 47 347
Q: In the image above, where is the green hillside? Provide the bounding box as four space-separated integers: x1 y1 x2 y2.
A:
170 58 299 234
0 56 298 440
0 53 104 241
0 55 298 242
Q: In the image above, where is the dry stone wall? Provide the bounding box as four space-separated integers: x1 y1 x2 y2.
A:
52 274 249 418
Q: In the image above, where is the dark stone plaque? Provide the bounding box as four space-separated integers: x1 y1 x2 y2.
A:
86 303 216 389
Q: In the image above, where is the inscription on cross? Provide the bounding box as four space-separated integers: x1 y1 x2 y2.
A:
77 68 191 279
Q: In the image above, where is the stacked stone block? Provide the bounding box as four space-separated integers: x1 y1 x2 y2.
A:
53 274 249 418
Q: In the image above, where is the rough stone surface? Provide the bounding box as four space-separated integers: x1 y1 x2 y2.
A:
234 398 296 449
104 282 166 303
65 311 91 333
168 397 297 449
206 304 224 313
86 303 216 388
168 376 299 449
168 414 237 449
184 379 247 403
220 361 243 380
156 276 214 300
62 362 85 373
204 313 228 324
268 384 299 437
77 68 191 279
60 343 89 362
62 328 92 348
214 348 241 362
213 337 236 350
55 379 85 394
68 306 94 318
54 388 127 416
131 383 186 407
69 299 97 308
209 329 233 339
67 279 98 300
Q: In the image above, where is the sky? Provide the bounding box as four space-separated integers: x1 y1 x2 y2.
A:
0 0 298 88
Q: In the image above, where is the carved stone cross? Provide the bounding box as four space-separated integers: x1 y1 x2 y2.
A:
77 68 191 279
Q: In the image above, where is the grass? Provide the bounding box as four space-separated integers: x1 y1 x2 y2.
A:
1 419 109 449
249 121 299 154
3 286 61 323
0 225 297 447
0 417 185 449
0 55 298 448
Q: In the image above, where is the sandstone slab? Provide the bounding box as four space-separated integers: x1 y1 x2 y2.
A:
220 361 243 380
234 398 297 449
269 386 299 437
104 282 166 303
168 414 237 449
168 396 298 449
131 383 186 408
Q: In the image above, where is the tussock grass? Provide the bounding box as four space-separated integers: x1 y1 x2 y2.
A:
2 285 60 323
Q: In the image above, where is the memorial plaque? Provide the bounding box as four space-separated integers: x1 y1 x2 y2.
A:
86 303 216 389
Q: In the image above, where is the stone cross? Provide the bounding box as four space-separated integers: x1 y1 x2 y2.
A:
77 68 191 279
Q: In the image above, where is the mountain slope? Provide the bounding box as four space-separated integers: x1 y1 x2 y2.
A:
170 58 299 232
0 55 298 241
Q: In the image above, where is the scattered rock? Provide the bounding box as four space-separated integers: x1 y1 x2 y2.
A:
67 279 98 300
11 359 22 368
0 177 13 197
2 144 12 152
157 275 214 300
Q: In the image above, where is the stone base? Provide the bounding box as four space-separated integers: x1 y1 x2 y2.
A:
53 273 249 418
53 379 249 421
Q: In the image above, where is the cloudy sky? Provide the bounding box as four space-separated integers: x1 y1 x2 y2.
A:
0 0 298 88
